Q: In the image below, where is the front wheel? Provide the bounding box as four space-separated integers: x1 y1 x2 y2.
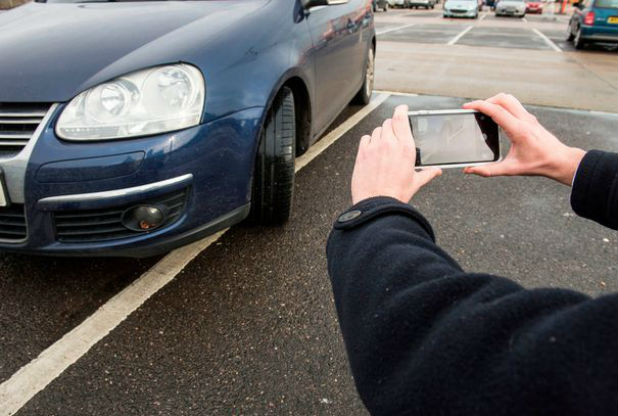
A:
249 87 296 225
352 47 375 105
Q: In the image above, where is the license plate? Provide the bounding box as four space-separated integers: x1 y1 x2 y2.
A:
608 16 618 24
0 170 8 207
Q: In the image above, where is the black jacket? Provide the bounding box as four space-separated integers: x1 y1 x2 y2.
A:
327 150 618 416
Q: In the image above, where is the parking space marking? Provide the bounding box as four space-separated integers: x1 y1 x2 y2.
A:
479 12 488 21
447 25 474 45
295 93 389 172
375 90 419 97
0 93 390 416
522 17 528 23
376 23 416 36
532 28 562 52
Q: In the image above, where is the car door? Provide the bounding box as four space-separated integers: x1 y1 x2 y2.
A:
305 0 368 134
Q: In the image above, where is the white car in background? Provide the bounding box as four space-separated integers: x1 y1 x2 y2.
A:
495 0 527 16
443 0 479 17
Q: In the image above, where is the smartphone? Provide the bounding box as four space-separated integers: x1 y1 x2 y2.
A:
408 109 500 169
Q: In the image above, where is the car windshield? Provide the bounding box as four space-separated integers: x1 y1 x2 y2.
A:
595 0 618 7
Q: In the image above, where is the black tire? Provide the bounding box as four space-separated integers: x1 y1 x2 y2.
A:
566 21 575 41
249 87 296 225
574 27 586 49
352 46 375 105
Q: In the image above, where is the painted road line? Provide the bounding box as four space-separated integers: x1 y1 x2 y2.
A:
0 93 390 416
533 28 562 52
522 17 528 23
447 25 473 45
296 93 389 172
374 89 419 97
479 12 488 21
376 23 416 36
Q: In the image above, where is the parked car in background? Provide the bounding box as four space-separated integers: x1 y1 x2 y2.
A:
525 0 544 12
373 0 389 10
495 0 527 16
0 0 376 257
390 0 407 6
444 0 480 17
408 0 436 8
567 0 618 49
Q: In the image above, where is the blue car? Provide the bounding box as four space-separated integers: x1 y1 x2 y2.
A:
567 0 618 49
0 0 376 257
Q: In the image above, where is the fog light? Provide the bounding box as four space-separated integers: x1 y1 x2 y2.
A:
122 205 168 232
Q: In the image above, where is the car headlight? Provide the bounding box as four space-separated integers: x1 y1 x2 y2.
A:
56 64 205 141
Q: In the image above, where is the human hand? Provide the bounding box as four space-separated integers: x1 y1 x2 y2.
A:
351 105 442 205
463 93 586 186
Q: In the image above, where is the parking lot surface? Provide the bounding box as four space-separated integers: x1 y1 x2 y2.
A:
2 5 618 416
375 8 618 112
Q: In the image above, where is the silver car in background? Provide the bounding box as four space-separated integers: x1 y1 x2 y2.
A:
443 0 479 17
495 0 526 16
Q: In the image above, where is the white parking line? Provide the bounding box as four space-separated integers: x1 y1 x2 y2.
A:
376 23 416 36
447 25 474 45
479 12 488 21
374 89 419 97
0 93 390 416
532 28 562 52
522 17 528 23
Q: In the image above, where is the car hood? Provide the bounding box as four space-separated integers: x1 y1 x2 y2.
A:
445 1 476 8
0 1 266 103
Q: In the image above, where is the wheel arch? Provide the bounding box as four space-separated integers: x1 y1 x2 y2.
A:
259 69 313 158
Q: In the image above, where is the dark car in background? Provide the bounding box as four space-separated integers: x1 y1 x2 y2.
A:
0 0 376 257
567 0 618 49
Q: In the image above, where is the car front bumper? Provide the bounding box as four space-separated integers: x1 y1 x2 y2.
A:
0 105 263 257
444 8 477 16
496 8 525 15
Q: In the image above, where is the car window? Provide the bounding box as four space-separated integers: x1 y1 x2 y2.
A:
594 0 618 8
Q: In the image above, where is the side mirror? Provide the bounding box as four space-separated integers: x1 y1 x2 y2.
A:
301 0 329 8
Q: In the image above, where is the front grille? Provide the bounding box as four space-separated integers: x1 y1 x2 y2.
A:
0 103 51 158
54 189 188 243
0 204 27 241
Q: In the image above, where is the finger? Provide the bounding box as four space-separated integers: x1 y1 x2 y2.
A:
358 135 371 155
371 126 382 143
463 162 511 177
463 100 521 137
382 118 397 142
392 105 413 145
414 167 442 187
487 93 535 123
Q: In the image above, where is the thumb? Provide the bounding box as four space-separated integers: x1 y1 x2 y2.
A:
414 167 442 187
463 162 509 177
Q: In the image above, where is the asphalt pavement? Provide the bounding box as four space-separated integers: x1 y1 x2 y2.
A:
3 93 616 415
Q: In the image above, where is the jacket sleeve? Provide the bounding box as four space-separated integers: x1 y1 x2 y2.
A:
326 196 618 416
571 150 618 230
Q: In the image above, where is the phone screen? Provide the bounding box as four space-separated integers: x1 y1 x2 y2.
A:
409 112 499 167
